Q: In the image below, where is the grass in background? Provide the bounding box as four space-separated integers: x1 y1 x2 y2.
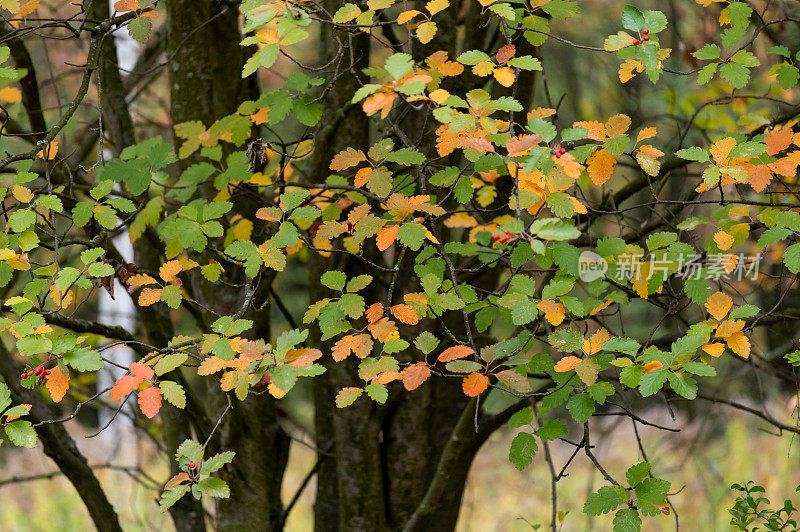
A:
0 403 797 531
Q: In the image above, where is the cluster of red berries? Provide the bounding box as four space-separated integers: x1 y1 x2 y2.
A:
493 229 512 244
553 147 567 158
21 365 50 380
632 28 650 46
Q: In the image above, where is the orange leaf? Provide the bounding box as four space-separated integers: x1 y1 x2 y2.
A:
250 107 270 125
373 371 401 385
636 127 657 143
715 318 744 339
138 386 162 418
129 362 155 380
401 363 431 390
765 126 794 156
332 334 374 362
537 299 565 326
365 302 384 324
285 347 323 367
138 287 162 306
495 44 516 64
376 224 399 251
114 0 139 11
582 329 610 355
17 0 40 16
165 472 191 489
438 345 474 362
198 356 229 375
110 375 142 400
587 149 616 186
554 356 581 372
0 86 21 103
367 317 398 342
46 367 69 403
462 372 489 396
390 304 419 325
462 137 495 153
705 291 732 321
330 147 367 171
506 134 541 157
159 260 182 282
642 361 663 375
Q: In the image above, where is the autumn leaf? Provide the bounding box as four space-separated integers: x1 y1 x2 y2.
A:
138 386 162 418
367 317 398 342
702 343 725 357
159 260 182 282
713 230 734 251
582 329 610 355
130 362 155 380
605 114 631 137
705 291 732 322
586 149 616 186
765 126 794 156
376 224 399 251
642 361 663 375
709 137 736 164
492 66 515 87
390 304 419 325
46 366 69 403
198 356 229 375
537 299 565 326
139 287 163 306
554 356 581 373
462 372 488 396
110 375 142 400
725 331 750 358
438 345 474 362
332 334 373 361
330 147 367 170
401 363 431 390
506 134 541 157
365 302 384 323
495 44 515 64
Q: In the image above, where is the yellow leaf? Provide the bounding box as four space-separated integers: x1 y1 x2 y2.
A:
0 86 21 103
425 0 449 15
330 147 366 171
605 114 631 137
46 367 69 403
492 66 515 87
642 361 663 375
198 356 229 375
705 291 732 321
472 61 495 77
12 184 33 203
443 213 478 228
17 0 38 15
575 358 600 385
619 59 643 83
397 9 422 23
537 299 565 325
582 329 610 355
715 318 744 339
709 137 736 164
713 230 734 251
702 342 725 357
367 0 394 9
725 331 750 358
417 21 437 44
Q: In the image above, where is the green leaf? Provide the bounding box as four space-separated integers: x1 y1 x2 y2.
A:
542 0 580 18
638 368 668 397
160 486 190 512
566 393 595 423
675 147 709 163
4 420 37 448
176 439 203 463
508 431 538 470
621 5 645 32
536 419 568 441
8 209 36 232
584 485 627 515
697 63 718 84
784 243 800 273
385 148 426 165
201 451 236 475
335 387 363 408
384 53 413 80
457 50 492 65
625 461 651 487
612 508 642 532
127 16 152 43
667 372 697 399
364 383 388 404
159 381 186 408
197 477 230 498
397 222 427 250
321 270 347 291
155 352 189 375
719 62 750 88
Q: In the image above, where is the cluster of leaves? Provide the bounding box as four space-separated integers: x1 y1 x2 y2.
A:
159 439 236 512
728 481 799 531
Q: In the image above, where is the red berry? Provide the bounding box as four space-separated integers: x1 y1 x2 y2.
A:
504 229 510 235
188 462 197 470
34 367 42 376
559 148 566 155
643 35 650 41
493 235 501 241
21 372 27 379
642 29 649 35
44 369 51 376
633 38 640 45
